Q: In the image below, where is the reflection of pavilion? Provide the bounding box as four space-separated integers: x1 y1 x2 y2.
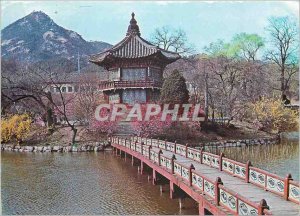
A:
90 13 180 104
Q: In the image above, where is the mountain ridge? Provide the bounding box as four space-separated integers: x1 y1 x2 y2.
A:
1 11 112 63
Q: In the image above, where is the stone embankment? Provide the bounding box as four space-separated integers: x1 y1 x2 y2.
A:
197 137 279 149
1 142 111 153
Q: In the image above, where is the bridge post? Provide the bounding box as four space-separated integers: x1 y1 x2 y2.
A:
171 154 176 174
141 142 144 155
189 164 195 186
245 160 252 183
214 177 223 206
185 143 189 158
148 146 152 159
258 199 269 215
158 149 163 166
219 152 224 171
284 174 293 200
199 147 203 164
134 141 137 151
174 141 177 154
124 152 127 161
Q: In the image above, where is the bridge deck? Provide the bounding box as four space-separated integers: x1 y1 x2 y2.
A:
158 148 299 215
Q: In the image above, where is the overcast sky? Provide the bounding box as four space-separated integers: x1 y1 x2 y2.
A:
1 1 299 52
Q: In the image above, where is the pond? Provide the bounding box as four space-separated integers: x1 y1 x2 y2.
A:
207 141 299 181
1 151 198 215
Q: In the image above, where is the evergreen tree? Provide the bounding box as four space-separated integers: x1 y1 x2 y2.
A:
160 70 189 104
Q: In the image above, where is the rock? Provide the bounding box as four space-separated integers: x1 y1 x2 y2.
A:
36 146 43 152
52 146 61 152
25 146 34 152
80 146 87 152
71 146 78 152
64 146 71 152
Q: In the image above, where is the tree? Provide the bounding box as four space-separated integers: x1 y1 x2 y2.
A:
160 70 189 104
265 16 299 99
150 26 195 55
231 33 264 61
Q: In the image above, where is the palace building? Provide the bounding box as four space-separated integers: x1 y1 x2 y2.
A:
89 13 181 104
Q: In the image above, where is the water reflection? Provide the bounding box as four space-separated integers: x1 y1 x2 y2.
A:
206 142 299 181
1 152 198 215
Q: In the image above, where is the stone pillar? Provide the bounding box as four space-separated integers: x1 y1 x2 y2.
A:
152 169 157 185
170 181 175 199
124 152 127 161
140 161 144 174
179 198 184 209
198 200 205 216
131 155 134 166
160 185 163 195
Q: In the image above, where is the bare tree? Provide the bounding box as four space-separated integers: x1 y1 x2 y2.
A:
265 16 299 99
150 26 195 55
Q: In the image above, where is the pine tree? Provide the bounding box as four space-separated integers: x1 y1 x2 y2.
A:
160 70 189 104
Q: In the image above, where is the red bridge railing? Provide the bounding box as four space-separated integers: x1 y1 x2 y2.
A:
110 136 300 207
110 136 272 215
98 80 162 90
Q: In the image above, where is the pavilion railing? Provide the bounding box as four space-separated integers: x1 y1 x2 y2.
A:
99 80 162 90
109 136 300 205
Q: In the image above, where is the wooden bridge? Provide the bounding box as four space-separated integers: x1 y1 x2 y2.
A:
109 136 300 215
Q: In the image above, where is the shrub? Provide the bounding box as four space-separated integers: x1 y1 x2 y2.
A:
249 97 298 133
1 114 32 143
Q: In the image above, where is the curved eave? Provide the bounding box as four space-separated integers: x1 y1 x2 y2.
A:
89 50 181 67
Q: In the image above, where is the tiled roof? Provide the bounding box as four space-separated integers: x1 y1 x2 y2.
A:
89 13 180 66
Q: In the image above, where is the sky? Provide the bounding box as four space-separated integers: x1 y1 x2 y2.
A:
1 1 299 52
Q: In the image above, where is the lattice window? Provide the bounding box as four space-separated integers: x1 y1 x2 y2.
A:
122 68 146 81
122 89 146 104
